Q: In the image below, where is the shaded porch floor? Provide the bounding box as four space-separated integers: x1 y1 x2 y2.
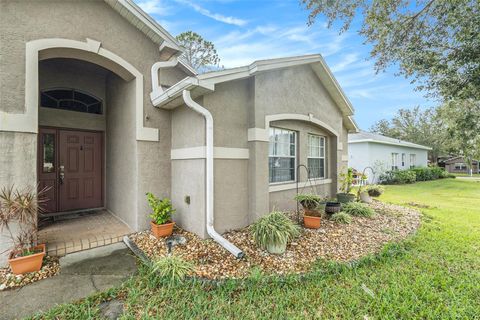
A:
38 210 133 257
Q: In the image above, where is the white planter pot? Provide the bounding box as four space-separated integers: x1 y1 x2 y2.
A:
359 191 372 203
266 242 287 254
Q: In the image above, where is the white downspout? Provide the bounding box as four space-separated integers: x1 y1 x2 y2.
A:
182 90 244 259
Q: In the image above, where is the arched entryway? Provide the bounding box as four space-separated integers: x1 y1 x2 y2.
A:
24 38 146 256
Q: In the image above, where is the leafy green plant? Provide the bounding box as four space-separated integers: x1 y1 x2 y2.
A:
250 211 300 250
342 202 375 218
147 193 175 225
330 212 352 224
339 168 355 193
294 194 322 210
151 255 194 282
366 185 385 197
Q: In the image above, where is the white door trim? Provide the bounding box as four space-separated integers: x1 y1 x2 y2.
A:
0 38 158 141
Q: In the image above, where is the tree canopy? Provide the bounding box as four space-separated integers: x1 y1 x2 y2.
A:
301 0 480 100
370 107 447 163
176 31 221 72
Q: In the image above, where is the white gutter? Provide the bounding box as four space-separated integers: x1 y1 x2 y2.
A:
150 58 178 101
182 90 244 259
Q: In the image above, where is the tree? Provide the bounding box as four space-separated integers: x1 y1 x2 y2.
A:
301 0 480 100
437 99 480 175
176 31 220 72
370 107 447 163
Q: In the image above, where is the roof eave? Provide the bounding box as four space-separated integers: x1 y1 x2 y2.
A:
348 139 432 150
105 0 182 54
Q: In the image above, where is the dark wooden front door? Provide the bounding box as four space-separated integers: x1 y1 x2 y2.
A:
38 128 103 213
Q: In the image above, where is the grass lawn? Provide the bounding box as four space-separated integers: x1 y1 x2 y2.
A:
32 179 480 319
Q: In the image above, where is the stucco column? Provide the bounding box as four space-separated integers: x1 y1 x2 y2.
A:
248 141 269 223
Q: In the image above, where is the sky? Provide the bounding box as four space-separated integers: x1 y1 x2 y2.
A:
135 0 434 130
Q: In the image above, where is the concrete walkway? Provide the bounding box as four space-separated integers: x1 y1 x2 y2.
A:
0 242 136 320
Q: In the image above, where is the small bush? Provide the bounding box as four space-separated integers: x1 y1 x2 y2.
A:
366 185 385 197
330 212 352 224
250 211 301 249
379 170 416 184
342 202 375 217
151 255 194 282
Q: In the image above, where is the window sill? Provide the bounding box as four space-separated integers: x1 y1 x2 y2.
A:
269 178 332 192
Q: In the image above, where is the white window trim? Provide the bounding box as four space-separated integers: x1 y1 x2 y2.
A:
307 133 327 179
391 153 399 170
410 154 416 169
268 127 297 185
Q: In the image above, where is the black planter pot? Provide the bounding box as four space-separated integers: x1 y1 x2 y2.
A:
325 202 341 214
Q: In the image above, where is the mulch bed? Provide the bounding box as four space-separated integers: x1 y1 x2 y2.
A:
131 201 421 280
0 256 60 291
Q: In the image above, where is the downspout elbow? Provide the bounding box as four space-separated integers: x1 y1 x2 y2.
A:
181 90 244 259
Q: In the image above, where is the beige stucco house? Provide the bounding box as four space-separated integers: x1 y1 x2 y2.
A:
0 0 357 262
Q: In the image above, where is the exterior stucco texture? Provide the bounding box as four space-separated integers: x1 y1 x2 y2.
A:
0 0 354 263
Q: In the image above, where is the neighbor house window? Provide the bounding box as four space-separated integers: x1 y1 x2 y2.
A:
40 88 103 114
269 127 296 183
454 163 466 170
409 154 416 169
307 134 326 179
391 153 399 170
402 153 406 167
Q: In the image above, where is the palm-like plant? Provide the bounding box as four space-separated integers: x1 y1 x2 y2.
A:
0 185 48 256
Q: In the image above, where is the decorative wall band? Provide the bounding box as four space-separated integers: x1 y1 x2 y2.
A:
269 178 332 192
171 147 249 160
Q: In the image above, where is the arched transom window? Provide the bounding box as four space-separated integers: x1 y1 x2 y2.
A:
40 88 102 114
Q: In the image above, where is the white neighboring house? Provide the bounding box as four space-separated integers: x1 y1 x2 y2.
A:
348 132 432 183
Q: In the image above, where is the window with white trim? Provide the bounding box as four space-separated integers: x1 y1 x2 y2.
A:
409 154 416 169
391 153 399 170
454 162 466 170
402 153 406 167
307 134 326 179
269 127 296 183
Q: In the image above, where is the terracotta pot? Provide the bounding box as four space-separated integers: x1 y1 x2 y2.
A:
304 208 321 217
304 215 321 229
8 244 46 275
150 221 175 238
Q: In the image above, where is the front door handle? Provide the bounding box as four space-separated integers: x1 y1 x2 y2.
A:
59 165 65 185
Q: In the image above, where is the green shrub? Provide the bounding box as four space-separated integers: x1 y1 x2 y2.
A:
151 255 194 282
147 193 175 225
294 194 321 210
250 211 300 250
379 170 416 184
411 167 433 181
342 202 375 217
330 212 352 224
366 185 385 197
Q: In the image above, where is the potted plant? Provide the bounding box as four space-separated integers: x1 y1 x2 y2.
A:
250 211 300 254
0 186 48 275
337 167 356 203
294 194 322 229
366 185 385 197
147 192 176 238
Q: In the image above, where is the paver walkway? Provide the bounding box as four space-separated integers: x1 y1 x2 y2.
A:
0 242 136 320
